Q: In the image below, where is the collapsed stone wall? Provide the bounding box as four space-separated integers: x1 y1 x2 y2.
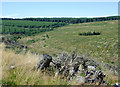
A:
35 52 108 85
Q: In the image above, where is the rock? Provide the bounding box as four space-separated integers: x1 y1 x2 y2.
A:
85 59 98 67
90 71 99 83
78 64 83 71
69 67 75 78
9 65 16 70
36 54 52 70
54 52 68 66
96 71 106 85
10 65 16 69
87 66 96 71
34 52 108 85
70 51 77 61
69 76 85 85
75 76 85 84
73 57 84 64
71 57 85 74
114 83 120 87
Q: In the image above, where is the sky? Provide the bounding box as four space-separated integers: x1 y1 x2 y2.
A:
2 2 118 18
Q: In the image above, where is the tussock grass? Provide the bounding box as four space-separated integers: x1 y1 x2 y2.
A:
1 20 119 85
1 44 68 85
1 43 119 85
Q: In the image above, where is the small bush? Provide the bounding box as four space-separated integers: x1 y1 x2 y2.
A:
26 40 35 44
43 44 47 47
42 39 45 41
46 34 49 38
79 31 101 36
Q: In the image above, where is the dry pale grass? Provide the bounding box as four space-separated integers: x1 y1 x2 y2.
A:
0 43 2 86
103 71 119 85
1 43 118 85
1 43 68 85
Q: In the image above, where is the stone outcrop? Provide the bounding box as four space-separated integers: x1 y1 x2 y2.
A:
36 54 52 70
35 52 108 85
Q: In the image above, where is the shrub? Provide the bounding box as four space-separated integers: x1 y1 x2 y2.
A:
46 34 49 38
78 31 101 36
26 40 35 44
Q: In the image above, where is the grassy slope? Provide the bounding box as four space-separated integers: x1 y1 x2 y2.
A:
18 20 118 65
2 44 68 85
2 20 119 85
1 43 118 85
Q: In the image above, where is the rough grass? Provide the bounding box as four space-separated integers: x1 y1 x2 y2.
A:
1 43 119 85
18 20 118 65
2 20 118 85
1 44 68 85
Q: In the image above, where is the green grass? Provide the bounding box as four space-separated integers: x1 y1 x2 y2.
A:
18 20 118 65
2 20 119 85
2 48 68 85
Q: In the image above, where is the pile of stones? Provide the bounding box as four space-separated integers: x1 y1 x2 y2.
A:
35 51 107 85
2 36 27 53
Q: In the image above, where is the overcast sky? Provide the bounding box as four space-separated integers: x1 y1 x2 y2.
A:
2 2 119 18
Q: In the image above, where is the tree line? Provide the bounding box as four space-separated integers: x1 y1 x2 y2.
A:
1 16 118 36
1 26 54 36
1 20 67 36
2 20 66 29
2 16 118 24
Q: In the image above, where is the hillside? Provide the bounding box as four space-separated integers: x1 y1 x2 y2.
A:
18 20 118 65
1 19 119 85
